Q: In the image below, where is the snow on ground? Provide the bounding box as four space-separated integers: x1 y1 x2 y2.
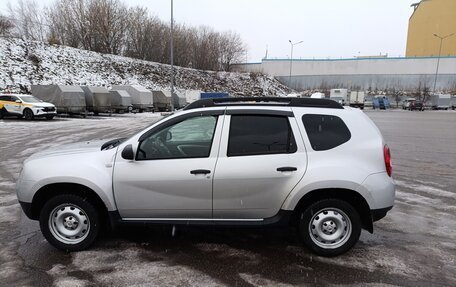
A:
0 37 291 97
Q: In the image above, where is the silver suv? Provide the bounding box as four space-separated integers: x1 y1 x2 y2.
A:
16 97 395 257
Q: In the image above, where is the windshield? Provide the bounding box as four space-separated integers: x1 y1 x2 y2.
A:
19 95 43 103
102 111 178 151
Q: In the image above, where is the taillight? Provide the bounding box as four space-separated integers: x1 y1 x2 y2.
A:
384 145 392 177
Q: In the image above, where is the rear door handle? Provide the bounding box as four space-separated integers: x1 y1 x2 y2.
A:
277 167 297 172
190 169 211 175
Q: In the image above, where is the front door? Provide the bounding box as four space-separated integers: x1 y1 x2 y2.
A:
113 113 223 219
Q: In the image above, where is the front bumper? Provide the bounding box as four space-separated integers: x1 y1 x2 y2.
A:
19 201 35 219
33 107 57 117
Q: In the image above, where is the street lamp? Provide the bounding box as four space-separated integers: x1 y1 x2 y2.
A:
170 0 175 111
288 40 303 88
432 33 454 94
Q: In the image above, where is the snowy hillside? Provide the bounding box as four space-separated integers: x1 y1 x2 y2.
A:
0 37 291 96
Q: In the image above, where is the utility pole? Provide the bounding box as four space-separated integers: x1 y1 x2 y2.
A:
432 33 454 94
288 40 303 88
170 0 175 111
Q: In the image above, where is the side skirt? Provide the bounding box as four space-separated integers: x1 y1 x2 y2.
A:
108 210 293 230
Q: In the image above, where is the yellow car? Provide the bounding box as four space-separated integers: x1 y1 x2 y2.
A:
0 94 57 120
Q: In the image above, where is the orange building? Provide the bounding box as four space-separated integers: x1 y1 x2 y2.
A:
406 0 456 57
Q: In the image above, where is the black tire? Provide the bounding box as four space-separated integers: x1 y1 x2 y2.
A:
0 108 5 119
46 115 55 120
39 194 100 251
23 108 34 120
298 199 361 257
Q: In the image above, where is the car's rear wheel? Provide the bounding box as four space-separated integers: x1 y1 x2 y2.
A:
23 108 34 120
298 199 361 257
39 194 100 251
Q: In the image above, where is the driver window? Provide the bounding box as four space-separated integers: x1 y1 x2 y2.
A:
137 115 218 160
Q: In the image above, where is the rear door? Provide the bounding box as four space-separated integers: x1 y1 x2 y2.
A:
213 109 307 219
0 95 19 114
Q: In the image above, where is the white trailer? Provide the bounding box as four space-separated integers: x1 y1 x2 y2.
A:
310 92 325 99
349 91 365 109
430 94 451 110
330 89 348 105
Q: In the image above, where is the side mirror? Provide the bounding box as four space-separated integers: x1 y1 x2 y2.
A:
121 144 134 160
15 100 22 104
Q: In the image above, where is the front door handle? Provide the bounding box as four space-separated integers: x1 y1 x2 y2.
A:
277 167 297 172
190 169 211 175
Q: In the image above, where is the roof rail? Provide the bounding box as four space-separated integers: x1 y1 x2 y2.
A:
183 97 343 110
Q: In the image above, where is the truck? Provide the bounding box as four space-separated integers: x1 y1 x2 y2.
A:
348 91 365 109
430 94 451 110
330 89 348 105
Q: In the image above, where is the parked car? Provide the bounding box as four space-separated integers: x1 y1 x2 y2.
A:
373 97 390 110
402 98 416 110
409 100 424 111
0 94 57 120
16 97 395 257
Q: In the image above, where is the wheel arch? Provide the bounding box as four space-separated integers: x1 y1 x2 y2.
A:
290 188 373 233
30 183 109 225
23 107 33 114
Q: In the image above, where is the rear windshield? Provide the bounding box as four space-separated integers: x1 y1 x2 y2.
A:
302 114 351 151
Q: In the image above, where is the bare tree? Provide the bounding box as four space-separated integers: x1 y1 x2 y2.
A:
89 0 128 54
44 0 248 71
219 31 246 71
0 14 14 36
7 0 48 41
413 82 431 103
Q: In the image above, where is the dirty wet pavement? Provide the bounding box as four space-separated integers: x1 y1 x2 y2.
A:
1 111 455 286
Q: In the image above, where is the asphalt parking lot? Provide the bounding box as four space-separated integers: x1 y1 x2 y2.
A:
0 110 455 286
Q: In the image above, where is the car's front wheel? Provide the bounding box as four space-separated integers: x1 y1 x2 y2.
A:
39 194 100 251
23 108 34 120
298 199 361 257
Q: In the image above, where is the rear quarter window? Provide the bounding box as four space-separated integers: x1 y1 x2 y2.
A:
302 114 351 151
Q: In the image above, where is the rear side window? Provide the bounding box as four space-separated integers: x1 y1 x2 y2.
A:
228 115 297 156
302 114 351 151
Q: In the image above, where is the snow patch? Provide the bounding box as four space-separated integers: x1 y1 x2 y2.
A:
0 37 291 97
395 180 455 198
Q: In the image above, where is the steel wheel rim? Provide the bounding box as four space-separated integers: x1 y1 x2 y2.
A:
308 207 352 249
48 203 90 244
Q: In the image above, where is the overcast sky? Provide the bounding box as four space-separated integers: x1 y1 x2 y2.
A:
1 0 418 62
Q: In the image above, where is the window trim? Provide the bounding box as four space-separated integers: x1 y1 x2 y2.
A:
227 114 297 157
135 114 220 161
